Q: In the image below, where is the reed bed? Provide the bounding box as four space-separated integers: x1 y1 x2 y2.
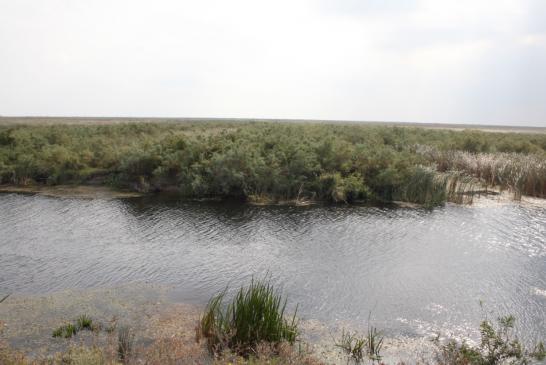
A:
419 147 546 200
397 167 477 207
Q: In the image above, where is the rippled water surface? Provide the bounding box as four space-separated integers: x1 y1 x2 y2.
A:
1 193 545 342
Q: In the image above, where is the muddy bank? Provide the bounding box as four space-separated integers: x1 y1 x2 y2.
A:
2 182 545 209
0 284 442 364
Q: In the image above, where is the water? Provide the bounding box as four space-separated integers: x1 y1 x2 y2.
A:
1 193 545 343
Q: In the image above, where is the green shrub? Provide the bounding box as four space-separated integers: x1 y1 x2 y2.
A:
2 121 544 204
436 315 545 365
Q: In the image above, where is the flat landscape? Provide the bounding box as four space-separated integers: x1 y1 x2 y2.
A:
2 116 545 134
1 118 546 363
2 1 546 363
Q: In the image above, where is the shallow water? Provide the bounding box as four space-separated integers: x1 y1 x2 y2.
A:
1 193 545 344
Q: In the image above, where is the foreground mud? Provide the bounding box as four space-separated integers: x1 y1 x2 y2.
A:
0 284 444 364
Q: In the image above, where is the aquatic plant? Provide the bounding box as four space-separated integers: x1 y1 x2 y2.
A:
63 323 77 338
117 326 134 363
366 325 384 362
52 323 78 339
335 325 384 363
51 326 64 338
75 314 93 331
51 315 95 338
198 278 299 356
335 329 366 363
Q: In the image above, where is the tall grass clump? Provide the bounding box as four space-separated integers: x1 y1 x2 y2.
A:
197 278 299 356
51 314 95 338
75 314 93 330
397 166 447 207
117 326 134 363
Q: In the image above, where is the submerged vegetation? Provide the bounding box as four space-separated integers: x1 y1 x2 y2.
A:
0 121 545 206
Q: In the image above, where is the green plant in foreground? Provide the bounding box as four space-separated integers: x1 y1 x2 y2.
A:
335 329 366 363
62 323 77 339
335 325 384 364
51 326 64 338
52 323 78 339
533 342 546 361
198 278 299 356
436 315 545 365
366 325 384 362
76 314 93 330
52 315 95 338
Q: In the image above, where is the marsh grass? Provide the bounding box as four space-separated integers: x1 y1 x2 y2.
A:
117 326 134 363
75 314 93 330
422 148 546 200
335 325 384 364
397 167 477 208
52 323 78 339
51 315 95 339
198 278 299 356
366 326 384 362
398 167 447 207
335 329 366 363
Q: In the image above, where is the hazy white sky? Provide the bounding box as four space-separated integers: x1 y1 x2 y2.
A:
1 0 545 126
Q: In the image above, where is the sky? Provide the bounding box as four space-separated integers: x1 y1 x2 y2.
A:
1 0 545 126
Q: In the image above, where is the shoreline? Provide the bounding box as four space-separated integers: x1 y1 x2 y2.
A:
2 183 545 209
0 184 452 208
0 185 143 199
0 284 443 364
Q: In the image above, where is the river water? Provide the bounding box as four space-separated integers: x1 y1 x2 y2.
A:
1 193 545 345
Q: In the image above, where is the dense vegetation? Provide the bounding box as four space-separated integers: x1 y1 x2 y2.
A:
1 121 545 205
